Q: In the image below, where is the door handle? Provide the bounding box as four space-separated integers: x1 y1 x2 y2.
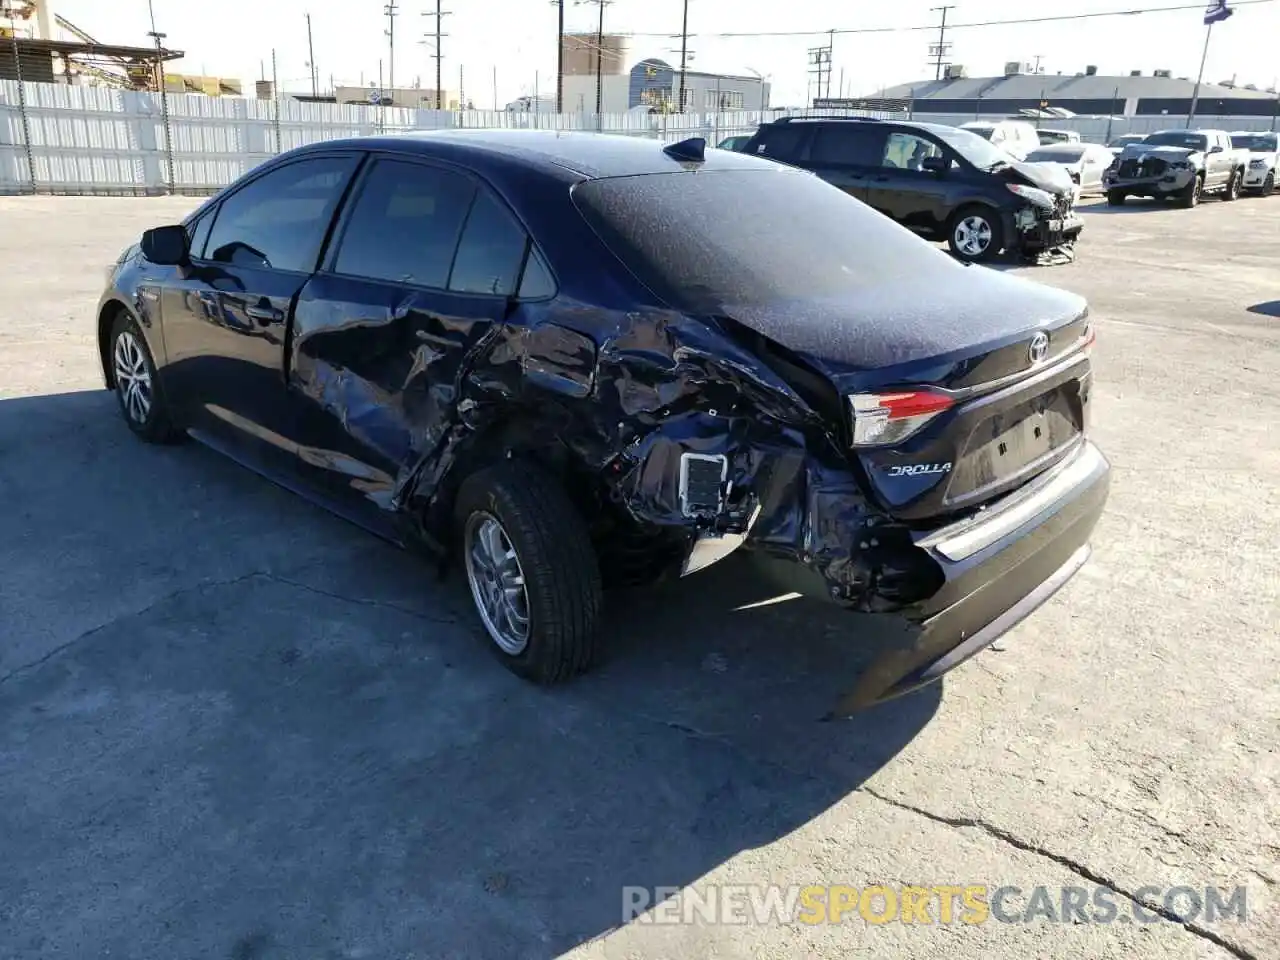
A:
244 304 283 325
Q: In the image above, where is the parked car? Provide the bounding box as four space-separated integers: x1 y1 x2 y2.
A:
1106 133 1147 155
742 116 1083 263
1230 130 1279 195
1037 128 1082 146
1102 129 1246 207
1024 142 1116 197
958 120 1041 160
95 130 1109 715
716 134 751 152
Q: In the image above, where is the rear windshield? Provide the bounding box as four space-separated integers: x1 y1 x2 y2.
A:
572 168 944 311
1027 146 1086 162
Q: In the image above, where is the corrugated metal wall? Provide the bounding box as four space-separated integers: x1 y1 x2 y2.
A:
3 78 1275 195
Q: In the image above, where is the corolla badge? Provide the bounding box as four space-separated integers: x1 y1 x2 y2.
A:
885 463 952 477
1028 332 1050 365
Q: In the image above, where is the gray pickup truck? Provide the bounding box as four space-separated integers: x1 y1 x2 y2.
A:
1102 129 1247 207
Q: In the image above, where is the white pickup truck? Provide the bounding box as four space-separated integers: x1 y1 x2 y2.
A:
1102 129 1249 207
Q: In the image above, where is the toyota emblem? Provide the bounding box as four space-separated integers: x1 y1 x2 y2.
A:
1028 332 1050 365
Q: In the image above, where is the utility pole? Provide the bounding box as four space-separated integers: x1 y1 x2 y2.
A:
579 0 611 122
421 1 451 110
493 65 498 110
146 0 174 194
305 13 317 97
930 5 955 81
384 3 399 97
552 0 565 114
677 0 690 113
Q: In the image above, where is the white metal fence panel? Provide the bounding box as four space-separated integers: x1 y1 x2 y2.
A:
2 78 1276 194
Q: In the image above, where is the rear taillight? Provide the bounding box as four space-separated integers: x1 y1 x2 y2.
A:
849 390 955 448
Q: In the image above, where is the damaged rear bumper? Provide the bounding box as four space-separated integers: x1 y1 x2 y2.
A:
748 440 1110 715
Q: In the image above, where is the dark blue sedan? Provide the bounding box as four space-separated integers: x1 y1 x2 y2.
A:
95 130 1109 714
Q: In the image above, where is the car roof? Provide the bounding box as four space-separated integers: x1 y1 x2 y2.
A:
1027 142 1088 153
290 128 770 180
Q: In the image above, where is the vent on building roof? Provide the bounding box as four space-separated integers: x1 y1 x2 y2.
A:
1085 65 1097 76
944 63 967 79
1245 83 1257 90
1153 69 1171 78
1129 70 1142 77
1004 61 1030 77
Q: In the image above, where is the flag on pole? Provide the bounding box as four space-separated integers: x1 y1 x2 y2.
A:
1204 1 1234 24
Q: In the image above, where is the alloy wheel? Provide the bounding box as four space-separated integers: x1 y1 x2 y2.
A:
954 216 993 257
113 330 153 425
464 512 531 655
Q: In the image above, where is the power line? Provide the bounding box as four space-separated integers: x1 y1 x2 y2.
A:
618 0 1279 39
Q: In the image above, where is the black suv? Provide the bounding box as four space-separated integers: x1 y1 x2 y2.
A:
742 116 1083 263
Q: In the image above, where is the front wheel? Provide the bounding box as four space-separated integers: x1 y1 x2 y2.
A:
1106 190 1126 206
1223 171 1241 201
455 463 603 684
1179 175 1203 209
947 207 1003 263
1263 172 1275 195
109 312 183 443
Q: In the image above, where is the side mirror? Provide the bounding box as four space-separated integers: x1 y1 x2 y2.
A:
140 224 189 266
1209 144 1224 154
921 156 948 174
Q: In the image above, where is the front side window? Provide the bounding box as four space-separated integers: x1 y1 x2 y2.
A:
204 156 357 272
882 132 945 171
333 159 475 288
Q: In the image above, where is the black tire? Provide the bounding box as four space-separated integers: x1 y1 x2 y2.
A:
1223 170 1241 202
108 311 184 444
1264 172 1275 195
1179 175 1203 209
454 462 603 684
1106 190 1126 206
947 206 1003 263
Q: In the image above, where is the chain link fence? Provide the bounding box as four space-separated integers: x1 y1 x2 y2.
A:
3 77 1277 196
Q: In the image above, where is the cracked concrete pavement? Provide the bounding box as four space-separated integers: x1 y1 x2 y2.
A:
0 194 1277 959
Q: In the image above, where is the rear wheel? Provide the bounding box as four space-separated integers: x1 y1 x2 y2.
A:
1106 190 1126 206
1179 175 1203 209
455 463 603 684
109 312 183 444
947 207 1002 263
1263 172 1275 195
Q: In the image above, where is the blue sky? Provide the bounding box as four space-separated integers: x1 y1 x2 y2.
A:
46 0 1280 106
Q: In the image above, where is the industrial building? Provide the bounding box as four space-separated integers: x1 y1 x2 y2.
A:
864 62 1280 117
1 0 182 89
560 56 770 114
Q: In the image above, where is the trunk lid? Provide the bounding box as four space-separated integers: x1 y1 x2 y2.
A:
722 267 1093 523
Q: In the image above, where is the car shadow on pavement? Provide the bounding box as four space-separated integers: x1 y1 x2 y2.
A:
1247 300 1280 317
0 389 940 959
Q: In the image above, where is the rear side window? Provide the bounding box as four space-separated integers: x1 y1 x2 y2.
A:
449 189 529 296
809 125 885 166
205 156 357 272
749 125 809 161
333 158 475 288
573 167 944 312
